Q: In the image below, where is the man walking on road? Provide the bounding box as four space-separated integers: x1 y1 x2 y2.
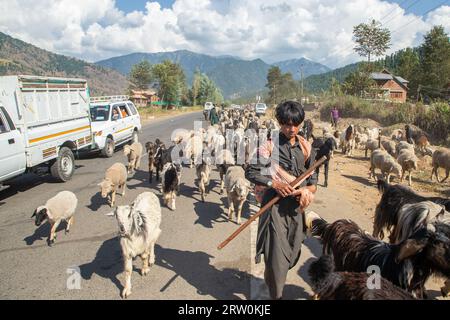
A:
331 106 339 129
246 101 318 300
209 105 219 126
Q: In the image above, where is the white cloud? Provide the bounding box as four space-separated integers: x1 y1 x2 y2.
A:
0 0 448 68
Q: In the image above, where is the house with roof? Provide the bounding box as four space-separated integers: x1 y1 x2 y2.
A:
370 69 409 103
129 89 159 107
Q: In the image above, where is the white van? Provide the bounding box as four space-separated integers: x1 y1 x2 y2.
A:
89 96 142 157
0 75 93 186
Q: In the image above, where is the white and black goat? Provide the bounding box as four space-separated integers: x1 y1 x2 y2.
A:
373 180 450 241
308 255 416 300
161 162 180 211
307 211 450 299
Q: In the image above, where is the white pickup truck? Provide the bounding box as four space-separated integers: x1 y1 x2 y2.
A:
0 75 93 188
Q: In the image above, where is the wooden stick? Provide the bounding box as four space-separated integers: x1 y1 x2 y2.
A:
217 156 327 250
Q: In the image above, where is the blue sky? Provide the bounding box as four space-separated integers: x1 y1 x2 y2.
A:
115 0 447 16
116 0 175 12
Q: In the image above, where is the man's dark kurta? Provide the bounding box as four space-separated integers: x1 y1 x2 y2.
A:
245 133 318 299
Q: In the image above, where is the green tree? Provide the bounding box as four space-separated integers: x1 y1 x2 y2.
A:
151 60 187 107
197 73 223 105
342 65 375 97
419 26 450 96
266 66 282 104
353 20 391 62
128 60 153 90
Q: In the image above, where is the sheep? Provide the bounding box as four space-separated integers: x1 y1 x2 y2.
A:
396 148 419 186
405 124 428 145
431 148 450 183
364 139 380 159
216 149 235 194
124 142 143 175
366 127 381 140
109 192 161 299
184 135 203 168
373 179 450 242
32 191 77 246
98 162 127 207
391 129 404 142
369 149 402 183
308 255 416 300
161 163 179 211
396 141 414 155
224 166 251 224
354 132 368 150
381 139 397 158
306 211 450 299
311 137 338 187
196 157 211 202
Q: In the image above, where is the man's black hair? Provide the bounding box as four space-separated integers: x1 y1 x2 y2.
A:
275 101 305 126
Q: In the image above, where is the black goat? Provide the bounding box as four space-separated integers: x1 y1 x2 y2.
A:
373 179 450 241
405 124 428 145
311 136 338 187
308 255 416 300
302 119 314 141
307 211 450 299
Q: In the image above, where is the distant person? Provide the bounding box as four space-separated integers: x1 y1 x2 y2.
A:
112 108 120 120
331 106 339 129
209 105 219 126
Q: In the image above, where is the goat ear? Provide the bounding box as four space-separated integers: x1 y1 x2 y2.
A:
396 238 427 262
31 209 37 218
105 211 115 217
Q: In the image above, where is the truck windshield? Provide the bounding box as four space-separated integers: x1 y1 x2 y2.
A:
90 105 110 122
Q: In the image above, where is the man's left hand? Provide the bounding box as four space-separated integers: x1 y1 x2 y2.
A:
293 187 315 209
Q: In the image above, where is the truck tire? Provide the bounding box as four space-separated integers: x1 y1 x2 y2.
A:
101 137 115 158
50 147 75 182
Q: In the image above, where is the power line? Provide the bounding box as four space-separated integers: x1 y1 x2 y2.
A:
391 0 449 35
379 0 411 23
382 0 422 27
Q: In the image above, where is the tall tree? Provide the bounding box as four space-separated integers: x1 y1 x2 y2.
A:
151 60 187 107
128 60 153 90
353 19 391 62
419 26 450 94
342 65 375 97
266 66 283 104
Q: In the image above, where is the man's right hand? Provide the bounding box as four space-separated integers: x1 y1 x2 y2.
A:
272 180 294 197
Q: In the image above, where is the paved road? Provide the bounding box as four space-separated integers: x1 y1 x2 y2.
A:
0 112 252 300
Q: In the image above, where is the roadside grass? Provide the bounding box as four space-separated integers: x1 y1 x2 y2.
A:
138 105 203 120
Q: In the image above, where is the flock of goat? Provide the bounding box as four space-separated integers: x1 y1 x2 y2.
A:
29 107 450 300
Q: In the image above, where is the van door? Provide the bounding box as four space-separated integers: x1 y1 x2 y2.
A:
0 107 26 183
111 104 128 143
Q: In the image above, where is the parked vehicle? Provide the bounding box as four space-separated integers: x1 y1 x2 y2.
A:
90 96 141 157
0 75 93 187
255 102 267 116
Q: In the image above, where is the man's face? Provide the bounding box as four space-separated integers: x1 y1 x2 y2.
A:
280 122 300 139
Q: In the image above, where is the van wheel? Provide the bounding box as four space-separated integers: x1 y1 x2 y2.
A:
101 138 115 158
50 147 75 182
131 131 138 144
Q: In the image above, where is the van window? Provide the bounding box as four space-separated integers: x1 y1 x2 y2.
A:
127 102 138 115
0 107 15 130
119 105 130 118
111 107 121 120
90 105 111 122
0 115 8 133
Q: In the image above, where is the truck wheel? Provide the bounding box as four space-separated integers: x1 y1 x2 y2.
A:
131 131 138 144
50 147 75 182
101 138 115 158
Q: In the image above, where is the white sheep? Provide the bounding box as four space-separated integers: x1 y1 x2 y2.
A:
224 166 251 224
109 192 162 299
370 149 402 183
98 162 127 207
430 148 450 183
124 142 143 174
354 132 369 150
381 139 397 158
364 139 380 158
32 191 77 246
397 148 419 186
396 141 414 155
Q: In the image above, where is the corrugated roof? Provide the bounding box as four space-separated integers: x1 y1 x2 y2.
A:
371 72 393 80
395 76 409 83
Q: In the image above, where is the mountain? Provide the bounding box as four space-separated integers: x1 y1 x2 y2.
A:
96 50 330 99
0 32 129 95
273 58 331 80
304 62 360 93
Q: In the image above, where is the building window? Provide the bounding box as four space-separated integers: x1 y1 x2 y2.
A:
390 92 403 99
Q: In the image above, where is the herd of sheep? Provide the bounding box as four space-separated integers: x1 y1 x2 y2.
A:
28 107 450 300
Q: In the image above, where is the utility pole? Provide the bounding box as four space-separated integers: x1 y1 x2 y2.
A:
299 64 304 103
